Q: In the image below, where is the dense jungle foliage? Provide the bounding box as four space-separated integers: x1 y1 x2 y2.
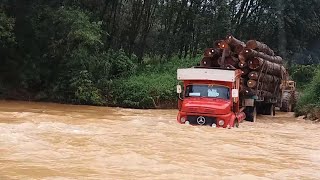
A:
0 1 319 114
295 70 320 119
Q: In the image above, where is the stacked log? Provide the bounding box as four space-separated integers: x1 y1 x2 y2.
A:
218 56 239 67
204 48 221 58
246 40 274 56
243 48 283 64
226 35 245 48
247 80 277 92
248 71 280 83
199 35 287 99
247 57 285 77
214 40 223 48
201 48 221 67
225 35 246 54
238 62 247 68
239 39 286 97
200 57 213 67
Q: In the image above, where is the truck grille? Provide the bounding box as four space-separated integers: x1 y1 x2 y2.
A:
187 116 216 126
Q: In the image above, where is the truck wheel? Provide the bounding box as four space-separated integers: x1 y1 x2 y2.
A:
245 107 257 122
260 104 274 115
234 119 239 128
270 104 275 116
280 92 292 112
261 105 268 115
292 91 299 111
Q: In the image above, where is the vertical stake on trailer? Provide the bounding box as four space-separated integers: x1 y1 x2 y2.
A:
221 48 227 68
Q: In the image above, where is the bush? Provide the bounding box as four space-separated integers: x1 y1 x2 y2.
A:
289 64 319 90
69 70 104 105
295 69 320 119
108 49 137 78
109 56 200 108
110 73 176 108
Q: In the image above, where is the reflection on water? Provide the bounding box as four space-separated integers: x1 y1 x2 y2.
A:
0 100 320 179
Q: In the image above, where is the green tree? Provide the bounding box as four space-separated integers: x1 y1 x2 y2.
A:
0 11 15 47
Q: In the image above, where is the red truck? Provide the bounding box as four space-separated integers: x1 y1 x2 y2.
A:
176 67 247 128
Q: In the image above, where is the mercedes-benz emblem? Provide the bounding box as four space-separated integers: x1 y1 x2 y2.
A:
196 116 206 125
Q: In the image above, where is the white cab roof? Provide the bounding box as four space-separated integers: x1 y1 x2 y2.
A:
177 68 236 82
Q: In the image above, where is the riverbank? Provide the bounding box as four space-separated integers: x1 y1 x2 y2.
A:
0 56 199 109
294 69 320 121
1 58 319 116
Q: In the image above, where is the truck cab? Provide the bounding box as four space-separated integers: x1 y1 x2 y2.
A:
176 67 246 128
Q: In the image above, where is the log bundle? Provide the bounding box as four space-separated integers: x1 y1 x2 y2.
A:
200 35 287 99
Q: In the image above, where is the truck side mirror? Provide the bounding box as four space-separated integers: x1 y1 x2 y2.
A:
177 85 182 94
232 89 239 98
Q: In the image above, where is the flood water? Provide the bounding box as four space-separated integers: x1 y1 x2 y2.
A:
0 100 320 180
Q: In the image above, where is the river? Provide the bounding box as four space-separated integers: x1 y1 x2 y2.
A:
0 100 320 180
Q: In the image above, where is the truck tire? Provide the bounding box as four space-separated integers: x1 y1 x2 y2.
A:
270 104 275 116
257 105 265 115
292 91 299 111
234 119 239 128
264 104 275 116
245 107 257 122
280 92 292 112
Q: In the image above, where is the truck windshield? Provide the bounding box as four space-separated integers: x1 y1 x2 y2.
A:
185 85 230 100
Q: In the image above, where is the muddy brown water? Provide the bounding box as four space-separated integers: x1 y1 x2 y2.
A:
0 100 320 180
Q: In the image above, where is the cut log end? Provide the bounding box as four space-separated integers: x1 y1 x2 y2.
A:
248 57 263 70
247 80 257 88
204 48 220 57
238 62 247 68
246 40 258 50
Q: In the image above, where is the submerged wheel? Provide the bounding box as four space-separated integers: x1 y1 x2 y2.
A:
263 104 275 116
270 104 275 116
234 119 239 128
245 107 257 122
292 91 299 111
281 92 293 112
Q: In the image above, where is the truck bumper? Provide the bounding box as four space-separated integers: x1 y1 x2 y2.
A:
177 111 236 128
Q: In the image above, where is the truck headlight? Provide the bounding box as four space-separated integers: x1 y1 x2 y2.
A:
181 117 186 123
211 123 217 128
218 120 225 126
